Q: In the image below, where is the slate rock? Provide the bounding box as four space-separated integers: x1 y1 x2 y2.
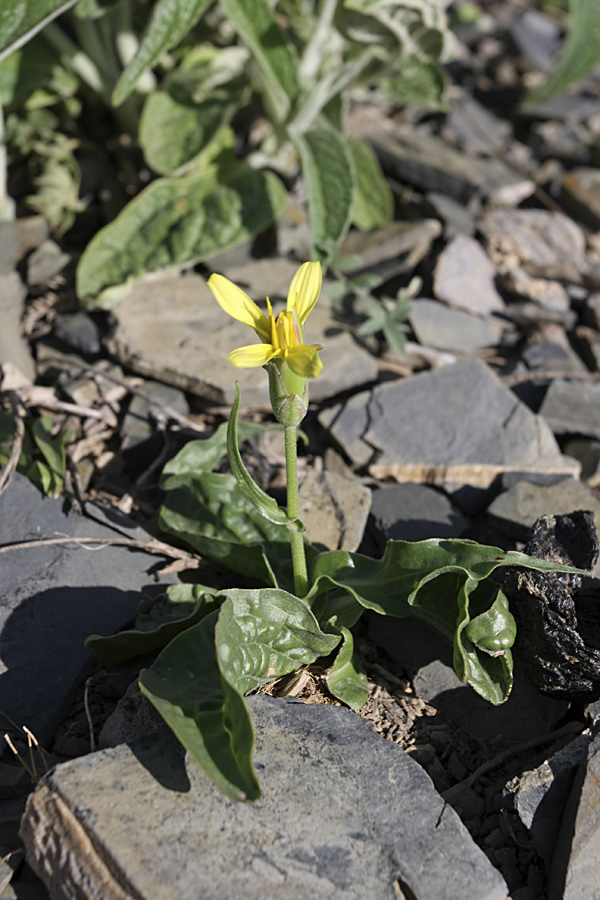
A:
480 209 587 283
53 311 101 355
0 473 174 744
560 167 600 230
564 438 600 487
522 336 588 375
322 359 572 494
540 378 600 439
410 298 504 352
0 221 21 275
107 263 378 408
339 219 442 281
425 191 476 239
433 235 505 315
443 89 511 155
298 469 371 552
26 240 70 286
369 482 470 549
510 733 591 865
121 380 189 450
0 272 36 382
510 9 562 73
487 478 600 549
549 725 600 900
369 617 569 745
21 695 509 900
373 129 526 203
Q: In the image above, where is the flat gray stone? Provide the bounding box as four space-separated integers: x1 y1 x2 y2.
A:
0 473 174 744
549 727 600 900
373 129 525 203
339 219 442 280
560 167 600 231
21 695 508 900
298 470 371 552
425 191 476 239
510 733 590 865
0 272 36 382
433 235 505 315
487 479 600 560
322 360 573 493
26 240 70 286
107 262 377 408
410 299 504 352
480 209 587 283
540 378 600 439
369 482 470 546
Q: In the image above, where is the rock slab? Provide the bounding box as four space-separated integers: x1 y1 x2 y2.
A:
0 474 173 744
21 695 509 900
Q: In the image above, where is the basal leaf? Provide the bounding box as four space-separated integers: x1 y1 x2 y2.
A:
0 0 77 62
325 626 368 711
159 419 278 480
31 415 68 494
159 470 296 589
347 137 393 231
76 163 286 307
219 0 298 123
215 587 340 696
293 128 355 264
527 0 600 104
112 0 213 106
86 584 219 666
139 609 260 802
307 538 587 704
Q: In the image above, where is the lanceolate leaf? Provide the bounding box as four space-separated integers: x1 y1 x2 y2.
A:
293 128 355 264
112 0 212 106
0 0 77 62
86 584 219 667
527 0 600 104
160 418 279 480
306 539 588 703
219 0 298 123
139 610 260 802
140 590 339 801
76 163 286 307
159 470 297 590
215 588 340 696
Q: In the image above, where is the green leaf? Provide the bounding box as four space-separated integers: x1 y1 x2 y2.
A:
527 0 600 104
31 415 68 493
0 34 77 107
140 610 260 802
347 137 393 231
140 589 338 801
215 587 340 696
112 0 213 106
0 0 78 62
139 51 246 175
325 626 368 711
381 54 448 111
219 0 298 123
76 162 286 307
307 538 588 704
227 383 297 530
86 583 219 666
159 470 296 589
160 419 279 481
382 322 408 358
293 128 355 264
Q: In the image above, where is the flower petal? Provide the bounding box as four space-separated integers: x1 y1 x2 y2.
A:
228 343 279 368
287 262 322 323
285 344 323 378
208 274 270 341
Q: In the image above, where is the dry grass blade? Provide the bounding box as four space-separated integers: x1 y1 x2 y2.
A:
0 534 198 562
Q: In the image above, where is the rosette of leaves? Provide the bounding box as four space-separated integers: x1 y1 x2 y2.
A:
88 410 589 802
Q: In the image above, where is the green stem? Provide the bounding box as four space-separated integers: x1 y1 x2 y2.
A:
284 424 308 598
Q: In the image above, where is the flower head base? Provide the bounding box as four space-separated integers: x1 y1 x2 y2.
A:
207 261 323 379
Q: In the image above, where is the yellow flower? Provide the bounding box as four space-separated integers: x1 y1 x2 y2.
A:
207 262 323 378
